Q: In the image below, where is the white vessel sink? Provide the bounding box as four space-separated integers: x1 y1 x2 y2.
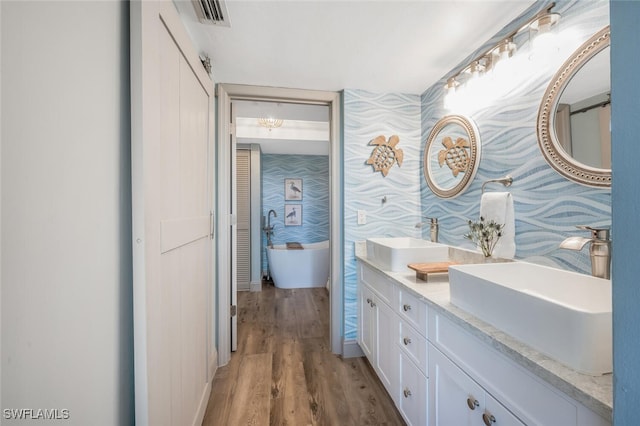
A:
366 237 449 272
448 262 612 376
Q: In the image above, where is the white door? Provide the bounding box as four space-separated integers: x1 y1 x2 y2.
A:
131 2 214 425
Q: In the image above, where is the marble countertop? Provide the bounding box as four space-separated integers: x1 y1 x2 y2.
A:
354 242 613 422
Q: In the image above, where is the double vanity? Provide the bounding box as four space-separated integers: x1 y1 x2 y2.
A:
356 237 612 426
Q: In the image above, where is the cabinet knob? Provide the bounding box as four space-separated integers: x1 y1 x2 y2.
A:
403 304 412 312
366 298 372 306
466 397 480 410
403 388 412 398
403 337 412 345
482 412 496 425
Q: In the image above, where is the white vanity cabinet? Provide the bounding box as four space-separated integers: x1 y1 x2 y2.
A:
429 343 524 426
357 258 611 426
397 288 429 426
358 283 375 360
357 264 400 400
358 263 429 425
429 309 610 426
376 298 400 396
399 349 428 425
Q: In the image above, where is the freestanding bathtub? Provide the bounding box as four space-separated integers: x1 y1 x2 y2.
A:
267 240 329 289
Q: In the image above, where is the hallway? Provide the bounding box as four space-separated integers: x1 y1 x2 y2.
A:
202 285 405 425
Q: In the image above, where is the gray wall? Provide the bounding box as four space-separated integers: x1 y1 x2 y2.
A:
1 1 133 424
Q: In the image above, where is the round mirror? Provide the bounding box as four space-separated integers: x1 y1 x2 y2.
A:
537 26 611 187
424 114 481 198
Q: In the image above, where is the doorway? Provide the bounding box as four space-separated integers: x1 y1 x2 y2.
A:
235 100 330 291
216 85 342 366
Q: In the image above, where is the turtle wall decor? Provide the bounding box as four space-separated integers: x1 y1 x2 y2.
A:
365 135 404 177
438 136 470 177
424 115 481 199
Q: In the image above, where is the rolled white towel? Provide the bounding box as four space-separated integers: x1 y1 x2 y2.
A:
479 192 515 259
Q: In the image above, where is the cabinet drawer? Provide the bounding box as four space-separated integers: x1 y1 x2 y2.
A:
397 287 427 334
399 351 428 426
485 392 525 426
398 319 428 375
428 343 485 426
429 310 577 426
360 263 395 305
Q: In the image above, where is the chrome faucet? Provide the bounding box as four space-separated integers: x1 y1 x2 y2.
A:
559 225 611 279
263 209 277 247
415 217 439 243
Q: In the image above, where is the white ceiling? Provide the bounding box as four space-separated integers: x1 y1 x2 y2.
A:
175 0 537 95
234 99 330 154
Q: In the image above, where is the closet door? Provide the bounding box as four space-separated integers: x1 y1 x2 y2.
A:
131 2 214 425
236 149 251 291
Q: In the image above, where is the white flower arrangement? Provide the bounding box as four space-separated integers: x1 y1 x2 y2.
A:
464 217 505 257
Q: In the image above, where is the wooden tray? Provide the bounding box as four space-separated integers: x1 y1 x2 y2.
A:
407 261 458 282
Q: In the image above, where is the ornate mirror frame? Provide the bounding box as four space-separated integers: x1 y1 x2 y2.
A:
424 114 481 198
537 26 611 187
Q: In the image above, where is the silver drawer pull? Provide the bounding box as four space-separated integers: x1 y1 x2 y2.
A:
466 397 479 410
482 413 496 425
403 304 412 312
403 337 412 345
403 388 412 398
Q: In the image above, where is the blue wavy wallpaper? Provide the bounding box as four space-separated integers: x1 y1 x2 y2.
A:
261 154 329 272
342 1 610 342
420 0 610 275
343 90 422 340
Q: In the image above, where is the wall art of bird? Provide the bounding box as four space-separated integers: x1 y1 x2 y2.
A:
289 181 302 195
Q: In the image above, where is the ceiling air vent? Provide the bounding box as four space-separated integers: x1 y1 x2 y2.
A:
191 0 230 27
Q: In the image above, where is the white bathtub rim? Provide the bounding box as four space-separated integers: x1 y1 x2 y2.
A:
270 240 329 250
267 240 330 289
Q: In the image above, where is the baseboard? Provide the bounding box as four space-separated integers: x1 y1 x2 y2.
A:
192 380 211 426
342 338 365 358
250 280 262 292
209 349 218 381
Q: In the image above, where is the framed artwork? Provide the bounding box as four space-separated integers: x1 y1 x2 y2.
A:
284 178 303 201
424 114 481 199
284 204 302 226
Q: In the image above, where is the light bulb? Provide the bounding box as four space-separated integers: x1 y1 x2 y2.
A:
443 78 459 111
529 13 561 61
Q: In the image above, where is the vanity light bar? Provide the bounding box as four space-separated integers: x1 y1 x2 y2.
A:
443 2 558 104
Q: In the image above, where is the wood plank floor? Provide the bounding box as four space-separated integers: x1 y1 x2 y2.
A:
202 283 406 426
